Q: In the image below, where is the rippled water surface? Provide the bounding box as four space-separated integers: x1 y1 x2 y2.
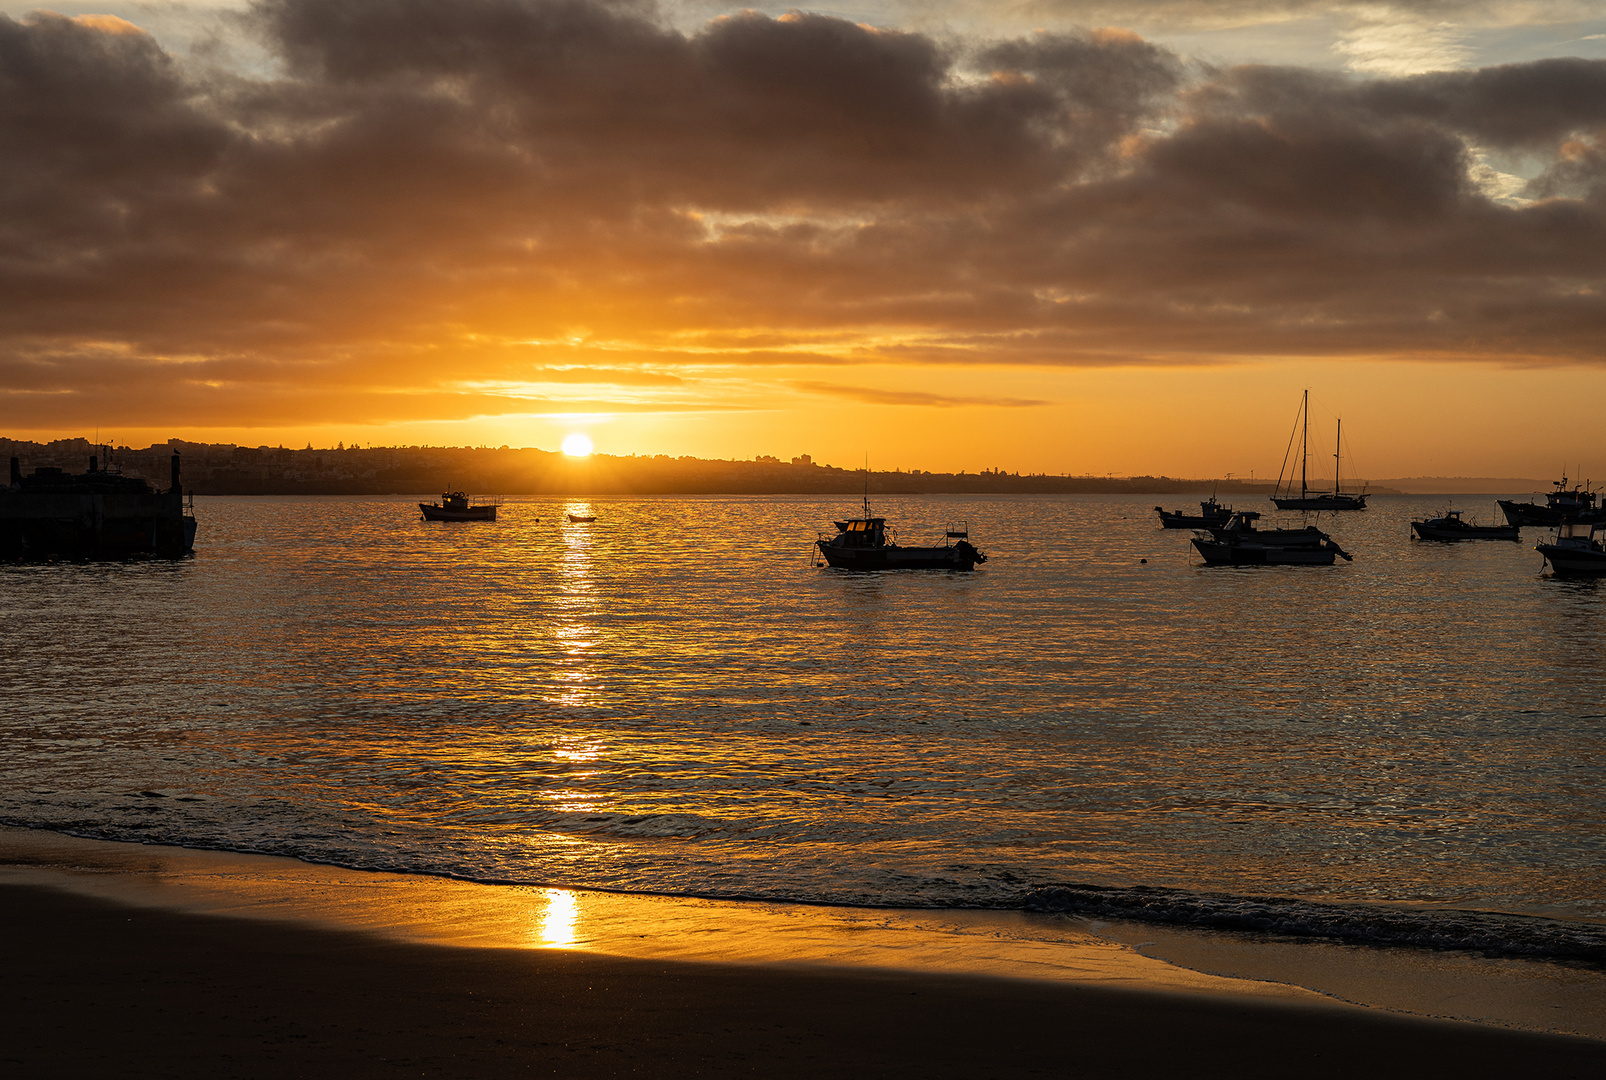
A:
3 494 1604 940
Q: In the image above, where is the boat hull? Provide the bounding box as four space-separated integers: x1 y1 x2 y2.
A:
420 504 497 521
817 541 980 571
1192 539 1340 565
1157 512 1229 529
1537 544 1606 575
1411 522 1519 542
1497 501 1606 528
1203 525 1329 547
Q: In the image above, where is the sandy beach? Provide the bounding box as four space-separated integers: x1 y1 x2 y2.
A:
2 831 1603 1078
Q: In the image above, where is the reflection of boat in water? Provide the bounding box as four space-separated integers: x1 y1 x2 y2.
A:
1537 520 1606 575
420 492 500 521
566 513 596 523
1498 476 1603 528
1191 511 1351 565
2 450 196 559
1410 508 1519 542
816 497 986 570
1155 496 1231 529
1271 390 1368 511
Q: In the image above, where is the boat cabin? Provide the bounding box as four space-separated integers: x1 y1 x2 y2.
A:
1555 520 1603 542
832 516 888 548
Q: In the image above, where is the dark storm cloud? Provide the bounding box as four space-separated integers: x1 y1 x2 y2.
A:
0 0 1603 428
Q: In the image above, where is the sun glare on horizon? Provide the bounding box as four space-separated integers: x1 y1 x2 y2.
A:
562 434 594 457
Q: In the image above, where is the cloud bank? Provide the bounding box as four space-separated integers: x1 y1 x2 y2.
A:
1 0 1603 428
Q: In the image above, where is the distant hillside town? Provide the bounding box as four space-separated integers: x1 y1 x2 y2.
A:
2 436 1311 496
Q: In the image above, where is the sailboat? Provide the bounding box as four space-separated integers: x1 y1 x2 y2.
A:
1271 390 1368 511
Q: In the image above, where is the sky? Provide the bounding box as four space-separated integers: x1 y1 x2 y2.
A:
1 1 1604 479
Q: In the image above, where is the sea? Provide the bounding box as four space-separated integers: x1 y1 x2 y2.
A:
3 493 1604 966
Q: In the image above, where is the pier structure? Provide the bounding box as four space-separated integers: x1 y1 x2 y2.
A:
1 451 196 559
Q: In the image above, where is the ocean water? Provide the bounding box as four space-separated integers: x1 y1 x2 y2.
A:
3 493 1604 963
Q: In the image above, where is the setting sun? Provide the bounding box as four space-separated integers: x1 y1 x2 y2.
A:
561 434 594 457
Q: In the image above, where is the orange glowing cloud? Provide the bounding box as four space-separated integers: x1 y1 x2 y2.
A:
0 0 1601 469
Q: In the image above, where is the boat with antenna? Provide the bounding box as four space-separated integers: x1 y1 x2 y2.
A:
1496 474 1604 528
1155 494 1232 529
1271 390 1367 511
816 494 986 571
1411 506 1519 542
419 492 501 521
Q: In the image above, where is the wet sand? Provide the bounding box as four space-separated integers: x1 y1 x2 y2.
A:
2 829 1603 1077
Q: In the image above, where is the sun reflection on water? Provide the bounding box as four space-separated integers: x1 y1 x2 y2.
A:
538 888 579 947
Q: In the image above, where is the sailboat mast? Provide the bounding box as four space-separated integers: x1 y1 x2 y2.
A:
1335 417 1341 495
1300 389 1308 499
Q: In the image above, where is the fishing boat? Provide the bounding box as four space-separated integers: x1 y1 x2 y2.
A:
1497 475 1604 528
1192 511 1351 565
1155 496 1232 529
419 492 499 521
816 497 985 570
566 513 596 523
1410 508 1519 542
1271 390 1368 511
1536 520 1606 575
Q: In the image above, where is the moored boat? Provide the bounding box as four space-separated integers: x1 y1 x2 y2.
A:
1156 496 1232 529
566 513 596 523
1497 475 1604 528
1192 511 1351 565
1536 520 1606 575
420 492 500 521
817 498 985 570
1271 390 1368 510
1410 508 1519 542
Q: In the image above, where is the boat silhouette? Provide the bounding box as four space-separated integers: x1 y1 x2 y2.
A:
420 492 500 521
1271 390 1367 511
816 497 985 571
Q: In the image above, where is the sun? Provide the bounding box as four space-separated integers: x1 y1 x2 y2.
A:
561 433 594 457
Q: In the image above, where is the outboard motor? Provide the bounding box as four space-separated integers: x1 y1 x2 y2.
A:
955 540 986 564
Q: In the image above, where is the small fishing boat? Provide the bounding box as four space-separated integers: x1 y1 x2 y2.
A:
816 497 985 570
1271 390 1368 510
1410 508 1519 542
420 492 499 521
1497 475 1605 528
1155 496 1232 529
1536 520 1606 575
1192 511 1351 565
566 513 596 523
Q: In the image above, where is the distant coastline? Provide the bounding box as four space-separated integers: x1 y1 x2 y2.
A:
18 437 1558 497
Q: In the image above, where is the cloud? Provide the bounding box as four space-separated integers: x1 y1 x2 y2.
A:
0 0 1603 430
791 381 1051 407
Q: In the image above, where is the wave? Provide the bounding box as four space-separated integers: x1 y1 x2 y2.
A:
1021 883 1606 966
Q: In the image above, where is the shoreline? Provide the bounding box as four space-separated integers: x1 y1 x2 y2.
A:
3 827 1604 1076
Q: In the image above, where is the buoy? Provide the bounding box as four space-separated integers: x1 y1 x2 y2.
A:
1140 558 1148 564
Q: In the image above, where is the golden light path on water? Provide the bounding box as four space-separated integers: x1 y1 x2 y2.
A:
1 493 1604 955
